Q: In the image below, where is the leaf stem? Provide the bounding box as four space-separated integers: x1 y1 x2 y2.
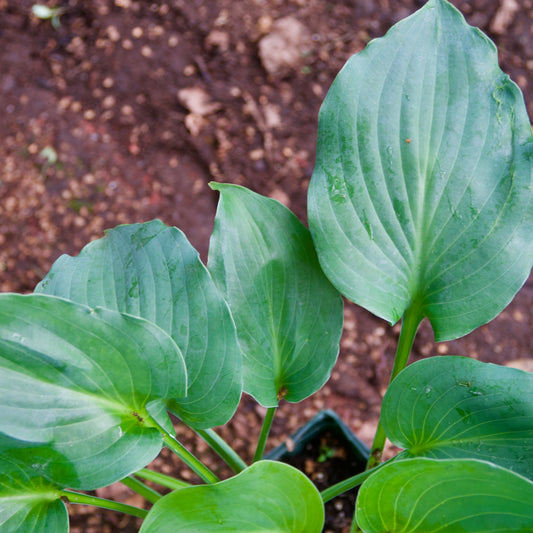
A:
321 459 391 503
60 489 148 519
120 475 162 504
253 406 277 463
162 432 220 484
366 304 422 470
146 412 220 484
135 468 191 491
196 428 248 473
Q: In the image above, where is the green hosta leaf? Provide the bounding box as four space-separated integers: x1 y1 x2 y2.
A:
356 458 533 532
0 435 67 533
36 220 242 429
381 356 533 480
208 183 343 407
0 293 187 490
308 0 533 341
139 460 324 532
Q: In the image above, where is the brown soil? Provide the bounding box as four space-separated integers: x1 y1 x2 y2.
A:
1 1 532 532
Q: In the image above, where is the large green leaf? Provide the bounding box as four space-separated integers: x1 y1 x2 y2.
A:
308 0 533 341
0 434 68 533
0 293 187 489
139 460 324 532
356 458 533 532
208 183 343 407
381 356 533 480
36 220 242 429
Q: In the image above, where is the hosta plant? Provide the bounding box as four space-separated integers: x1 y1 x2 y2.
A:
1 1 533 531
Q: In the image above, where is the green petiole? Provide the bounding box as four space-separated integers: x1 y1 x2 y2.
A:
366 304 422 470
61 489 148 519
321 459 392 503
162 432 220 484
252 406 277 463
196 428 248 473
134 468 191 491
146 413 220 484
120 475 162 504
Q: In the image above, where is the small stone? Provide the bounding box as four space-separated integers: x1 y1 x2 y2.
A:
257 14 273 34
437 343 449 354
184 113 206 136
59 97 71 110
141 45 153 58
205 30 230 52
512 310 525 322
505 358 533 372
270 187 290 207
490 0 518 34
102 95 115 108
177 87 221 116
106 25 120 42
183 64 196 76
263 103 281 129
102 77 114 88
131 26 143 38
285 437 295 452
258 17 312 77
248 148 264 161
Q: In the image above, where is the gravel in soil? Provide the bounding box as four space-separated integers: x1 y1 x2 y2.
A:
1 1 532 531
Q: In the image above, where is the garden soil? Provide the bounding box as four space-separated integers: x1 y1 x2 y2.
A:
1 1 532 531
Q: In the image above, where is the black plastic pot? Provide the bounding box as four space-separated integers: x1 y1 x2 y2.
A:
266 410 370 532
266 409 369 463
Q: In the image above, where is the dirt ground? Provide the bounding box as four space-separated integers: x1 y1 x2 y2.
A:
1 1 533 532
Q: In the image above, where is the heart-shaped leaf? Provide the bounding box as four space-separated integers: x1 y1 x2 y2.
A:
208 183 343 407
36 220 242 429
381 356 533 480
139 460 324 532
0 293 186 489
356 458 533 532
0 435 67 533
308 0 533 341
